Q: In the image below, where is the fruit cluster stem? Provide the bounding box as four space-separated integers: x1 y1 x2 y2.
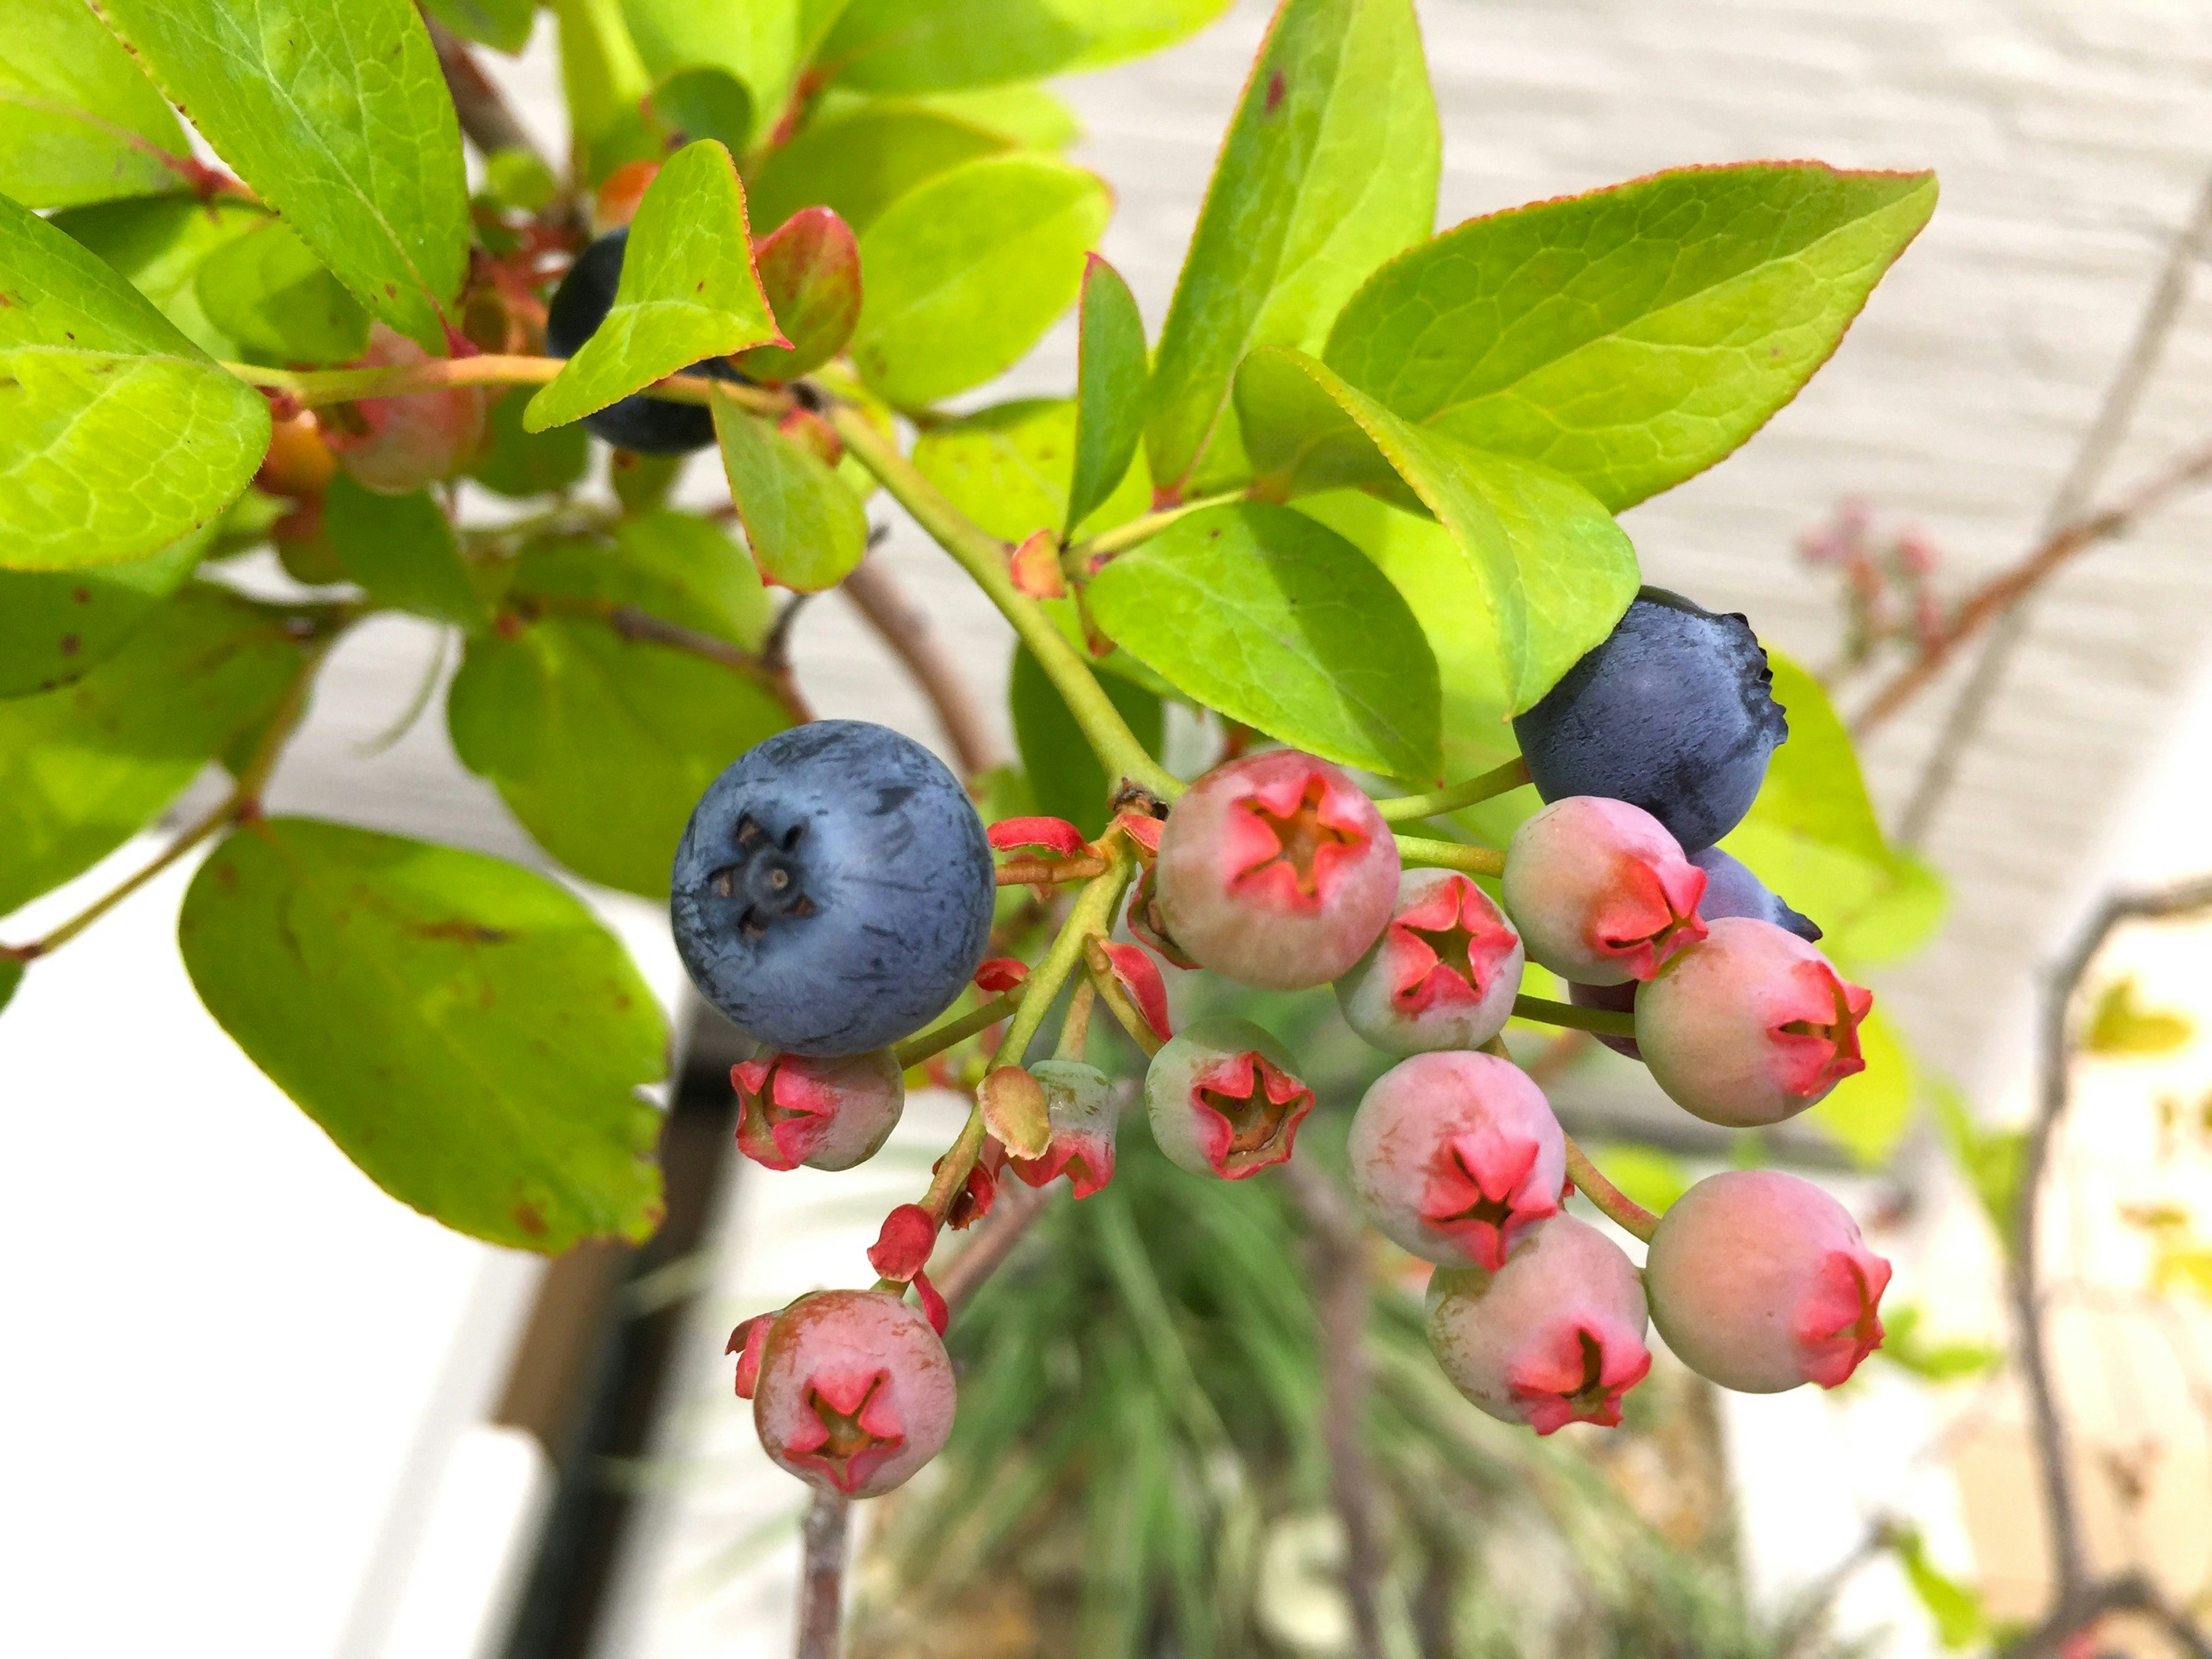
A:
1510 994 1635 1039
221 353 784 416
894 986 1025 1069
1374 756 1531 824
823 400 1183 803
1393 835 1507 878
1061 487 1249 568
1560 1134 1659 1243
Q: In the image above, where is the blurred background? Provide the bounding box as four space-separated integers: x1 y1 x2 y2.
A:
9 1 2212 1654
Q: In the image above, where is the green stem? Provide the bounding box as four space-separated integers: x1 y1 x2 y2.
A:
1394 835 1506 878
823 400 1182 803
1063 487 1248 567
1511 994 1634 1038
1374 756 1531 824
222 353 783 415
1562 1134 1658 1242
895 987 1024 1069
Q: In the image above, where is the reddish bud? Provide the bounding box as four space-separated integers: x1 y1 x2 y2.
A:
937 1139 1003 1230
594 159 661 232
1644 1170 1891 1392
1350 1051 1565 1270
979 1065 1051 1159
1501 796 1707 985
1009 529 1067 598
1009 1059 1121 1198
325 323 487 495
1336 870 1525 1055
732 1049 904 1172
1094 940 1172 1043
988 816 1089 858
727 1313 772 1399
256 411 337 499
974 957 1029 994
735 206 862 382
753 1289 956 1497
868 1202 938 1282
1425 1215 1652 1434
1144 1016 1315 1180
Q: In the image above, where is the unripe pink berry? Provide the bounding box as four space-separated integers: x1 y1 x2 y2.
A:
1008 1059 1121 1198
731 1049 904 1172
753 1288 956 1497
1144 1016 1315 1179
1155 751 1399 990
1643 1169 1891 1392
326 323 487 494
1349 1051 1564 1269
1501 796 1707 985
1425 1215 1652 1434
1634 916 1872 1127
1335 870 1525 1054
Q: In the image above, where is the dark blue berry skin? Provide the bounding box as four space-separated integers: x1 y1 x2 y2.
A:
671 721 995 1056
1690 847 1820 942
544 230 743 454
1513 588 1787 854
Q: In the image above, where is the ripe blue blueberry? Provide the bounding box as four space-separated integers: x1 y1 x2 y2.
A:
1690 847 1819 942
544 229 744 454
1512 588 1787 854
671 721 995 1056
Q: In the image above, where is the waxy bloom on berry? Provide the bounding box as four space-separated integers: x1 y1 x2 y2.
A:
1349 1051 1564 1270
1644 1170 1891 1392
1156 751 1398 990
730 1049 903 1171
1009 1059 1122 1198
1336 870 1524 1055
1635 917 1873 1127
1426 1215 1652 1434
1502 796 1707 986
1145 1016 1315 1179
753 1289 956 1498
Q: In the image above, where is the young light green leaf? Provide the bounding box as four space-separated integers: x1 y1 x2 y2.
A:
745 102 1012 238
421 0 537 55
468 389 591 499
1237 346 1638 713
91 0 471 351
52 194 271 359
649 67 753 156
904 85 1081 150
0 585 308 916
554 0 657 180
195 218 371 368
1067 256 1149 536
733 207 862 383
1325 162 1940 510
1930 1081 2027 1249
1888 1528 1988 1650
2085 978 2196 1057
1010 643 1164 837
0 957 20 1017
1144 0 1438 497
2 0 191 209
526 141 783 431
323 476 488 631
822 0 1230 94
851 153 1111 408
712 396 870 592
913 399 1150 544
0 195 271 571
1085 502 1441 781
1807 1007 1914 1169
177 817 668 1252
1876 1305 2002 1384
0 527 209 699
622 0 848 124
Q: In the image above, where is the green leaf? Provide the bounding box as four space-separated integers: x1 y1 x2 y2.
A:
0 957 21 1016
712 396 870 592
449 520 789 896
734 207 862 383
51 193 271 360
1581 1143 1693 1217
554 0 657 181
422 0 537 54
1806 1007 1914 1169
195 217 372 368
746 102 1013 239
0 584 308 918
323 476 488 631
1930 1081 2027 1249
1877 1305 2001 1384
0 195 271 572
1085 502 1440 781
0 527 210 698
480 147 560 215
649 66 754 156
92 0 471 352
1889 1528 1987 1650
822 0 1234 94
1010 642 1164 836
2085 977 2196 1057
903 85 1080 150
1 0 191 210
1067 256 1149 536
913 398 1150 544
468 389 592 499
1237 347 1639 713
622 0 847 124
526 141 783 430
1324 163 1940 511
1144 0 1438 495
851 153 1111 408
177 817 668 1252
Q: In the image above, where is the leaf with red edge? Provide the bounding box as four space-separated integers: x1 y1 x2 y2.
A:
975 957 1029 993
736 206 863 382
1009 528 1067 597
979 1066 1052 1158
726 1312 772 1398
912 1268 949 1336
1096 940 1173 1042
988 816 1089 857
868 1202 937 1281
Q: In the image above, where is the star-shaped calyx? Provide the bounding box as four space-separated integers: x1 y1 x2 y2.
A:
706 813 816 941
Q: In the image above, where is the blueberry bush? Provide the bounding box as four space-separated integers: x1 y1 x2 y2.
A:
0 0 1960 1642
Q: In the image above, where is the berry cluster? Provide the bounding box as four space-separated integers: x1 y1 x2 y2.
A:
676 588 1888 1499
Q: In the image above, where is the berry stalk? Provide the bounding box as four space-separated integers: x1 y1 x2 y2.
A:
1061 487 1249 568
1392 835 1507 878
1083 937 1166 1057
222 353 785 415
1509 994 1637 1038
1373 756 1531 824
894 986 1026 1069
1560 1135 1660 1243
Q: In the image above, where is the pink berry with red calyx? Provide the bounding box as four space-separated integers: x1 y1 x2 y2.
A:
753 1289 956 1497
1501 796 1707 986
1335 870 1525 1055
1155 750 1399 990
1634 916 1872 1127
1144 1016 1315 1179
325 323 487 494
1349 1051 1564 1270
1425 1214 1652 1434
1008 1059 1122 1198
731 1049 904 1172
1643 1169 1891 1392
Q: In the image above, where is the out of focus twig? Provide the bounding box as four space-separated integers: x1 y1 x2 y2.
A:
840 552 1006 780
422 13 543 164
795 1487 850 1659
